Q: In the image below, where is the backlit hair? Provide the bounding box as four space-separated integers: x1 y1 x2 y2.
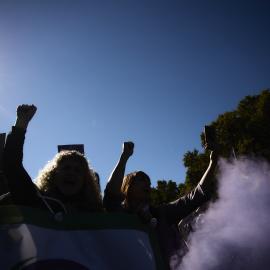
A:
121 170 150 207
35 150 104 212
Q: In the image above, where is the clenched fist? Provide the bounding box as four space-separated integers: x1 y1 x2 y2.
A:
122 141 134 158
15 104 37 130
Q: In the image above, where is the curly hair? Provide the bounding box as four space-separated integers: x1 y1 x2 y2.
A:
35 150 104 212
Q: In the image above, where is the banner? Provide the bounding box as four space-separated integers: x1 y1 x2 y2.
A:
0 206 165 270
58 144 84 154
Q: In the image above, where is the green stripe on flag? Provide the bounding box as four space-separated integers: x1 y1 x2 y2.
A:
1 205 150 231
0 205 166 270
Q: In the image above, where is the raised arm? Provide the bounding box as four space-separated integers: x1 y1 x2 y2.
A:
2 104 37 206
165 136 220 225
199 139 220 194
105 142 134 197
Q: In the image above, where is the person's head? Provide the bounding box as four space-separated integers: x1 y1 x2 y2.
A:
121 170 151 206
35 150 103 212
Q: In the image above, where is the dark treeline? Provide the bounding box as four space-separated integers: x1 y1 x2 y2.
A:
151 88 270 207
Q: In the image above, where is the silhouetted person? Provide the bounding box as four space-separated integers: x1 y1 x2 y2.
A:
103 140 220 270
2 104 103 213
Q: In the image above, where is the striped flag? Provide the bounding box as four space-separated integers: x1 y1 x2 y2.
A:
0 206 165 270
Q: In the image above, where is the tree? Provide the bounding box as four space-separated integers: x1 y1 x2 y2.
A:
151 89 270 206
151 180 180 207
203 89 270 161
181 149 210 196
190 89 270 197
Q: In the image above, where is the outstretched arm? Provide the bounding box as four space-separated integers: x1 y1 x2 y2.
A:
165 141 220 225
199 139 220 194
105 142 134 196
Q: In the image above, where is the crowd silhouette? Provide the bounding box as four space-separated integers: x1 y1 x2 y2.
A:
0 104 220 270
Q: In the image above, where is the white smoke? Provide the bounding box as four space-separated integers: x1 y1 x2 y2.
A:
180 157 270 270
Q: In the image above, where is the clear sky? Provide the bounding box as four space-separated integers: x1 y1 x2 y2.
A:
0 0 269 194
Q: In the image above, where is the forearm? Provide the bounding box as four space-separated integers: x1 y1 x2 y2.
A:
105 153 129 196
2 127 36 204
15 118 28 130
199 158 218 194
3 127 26 170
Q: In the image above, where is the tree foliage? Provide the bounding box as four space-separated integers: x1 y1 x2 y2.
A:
151 180 180 207
203 89 270 161
182 149 209 196
151 89 270 206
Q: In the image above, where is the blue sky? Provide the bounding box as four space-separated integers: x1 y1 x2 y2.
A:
0 0 269 193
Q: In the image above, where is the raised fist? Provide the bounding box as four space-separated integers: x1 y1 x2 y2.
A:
15 104 37 130
122 141 134 158
16 104 37 124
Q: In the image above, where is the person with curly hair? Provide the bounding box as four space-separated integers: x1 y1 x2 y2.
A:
2 104 103 213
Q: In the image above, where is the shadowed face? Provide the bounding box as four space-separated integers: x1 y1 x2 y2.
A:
128 174 151 204
54 159 85 196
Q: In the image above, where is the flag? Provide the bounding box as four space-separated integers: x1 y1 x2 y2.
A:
0 205 165 270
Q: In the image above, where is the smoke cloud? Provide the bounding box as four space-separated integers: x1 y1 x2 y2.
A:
180 157 270 270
